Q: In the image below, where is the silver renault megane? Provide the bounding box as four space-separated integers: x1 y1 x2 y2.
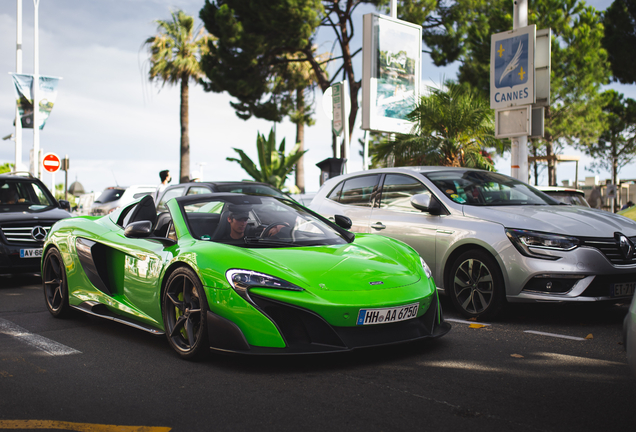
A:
310 167 636 319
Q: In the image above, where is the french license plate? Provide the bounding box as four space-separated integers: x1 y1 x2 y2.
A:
357 303 419 326
611 282 635 297
20 248 43 258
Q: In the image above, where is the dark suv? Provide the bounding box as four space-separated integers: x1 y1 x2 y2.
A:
0 172 72 274
155 181 295 212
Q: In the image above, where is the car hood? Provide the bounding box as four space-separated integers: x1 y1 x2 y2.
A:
462 204 636 237
0 207 71 223
199 235 422 292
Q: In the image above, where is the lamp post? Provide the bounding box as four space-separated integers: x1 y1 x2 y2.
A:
32 0 41 178
14 0 23 172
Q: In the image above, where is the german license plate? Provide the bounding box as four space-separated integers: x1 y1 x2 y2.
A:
20 248 43 258
612 282 635 297
356 303 419 326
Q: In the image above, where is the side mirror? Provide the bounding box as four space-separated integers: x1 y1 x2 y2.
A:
410 194 432 211
411 194 445 216
59 200 71 211
334 214 352 230
125 220 153 238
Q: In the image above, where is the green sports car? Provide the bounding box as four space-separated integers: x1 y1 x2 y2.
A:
42 193 450 359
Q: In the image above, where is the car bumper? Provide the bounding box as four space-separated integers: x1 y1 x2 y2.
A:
0 243 43 274
500 245 636 303
206 293 451 354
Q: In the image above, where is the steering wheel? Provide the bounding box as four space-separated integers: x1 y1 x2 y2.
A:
260 222 291 238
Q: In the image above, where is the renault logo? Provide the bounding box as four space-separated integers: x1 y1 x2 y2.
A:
616 233 634 260
31 226 47 241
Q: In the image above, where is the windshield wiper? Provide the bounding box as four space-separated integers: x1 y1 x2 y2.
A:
243 236 295 246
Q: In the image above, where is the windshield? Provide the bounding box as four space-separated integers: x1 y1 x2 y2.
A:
181 195 349 248
543 191 590 207
95 188 125 203
425 170 559 206
0 179 57 212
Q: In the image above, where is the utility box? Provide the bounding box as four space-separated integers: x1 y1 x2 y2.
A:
316 158 346 186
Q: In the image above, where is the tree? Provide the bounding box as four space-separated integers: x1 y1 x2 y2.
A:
581 90 636 209
417 0 610 185
226 127 308 192
373 81 500 169
0 163 13 174
145 10 213 183
603 0 636 84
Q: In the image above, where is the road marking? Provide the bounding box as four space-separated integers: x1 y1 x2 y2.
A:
524 330 587 341
0 318 81 356
445 318 491 326
0 420 171 431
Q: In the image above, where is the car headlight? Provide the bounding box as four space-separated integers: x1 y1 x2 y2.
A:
420 257 433 279
505 229 579 260
226 269 303 302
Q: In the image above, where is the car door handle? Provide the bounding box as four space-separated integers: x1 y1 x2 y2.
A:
371 222 386 230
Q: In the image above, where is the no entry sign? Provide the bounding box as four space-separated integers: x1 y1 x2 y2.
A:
42 153 61 173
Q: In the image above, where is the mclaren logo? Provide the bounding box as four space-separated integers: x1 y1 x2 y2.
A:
617 233 634 260
31 226 47 241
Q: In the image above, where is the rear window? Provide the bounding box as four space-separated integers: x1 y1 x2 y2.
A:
214 184 286 198
95 188 125 203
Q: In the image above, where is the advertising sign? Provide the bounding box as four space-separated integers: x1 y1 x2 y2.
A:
11 74 60 130
490 25 535 109
362 13 421 134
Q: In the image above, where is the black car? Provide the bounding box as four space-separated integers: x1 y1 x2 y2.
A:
155 181 295 212
0 172 72 275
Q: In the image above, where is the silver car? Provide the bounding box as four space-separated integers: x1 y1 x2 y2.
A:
310 167 636 319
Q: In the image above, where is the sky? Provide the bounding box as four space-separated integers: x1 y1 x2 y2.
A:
0 0 633 196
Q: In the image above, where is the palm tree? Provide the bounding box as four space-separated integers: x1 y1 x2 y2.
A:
374 81 504 170
145 10 212 183
227 127 307 192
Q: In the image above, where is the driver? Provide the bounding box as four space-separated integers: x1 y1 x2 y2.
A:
224 205 251 240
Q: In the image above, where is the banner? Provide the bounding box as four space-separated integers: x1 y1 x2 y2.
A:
11 74 60 130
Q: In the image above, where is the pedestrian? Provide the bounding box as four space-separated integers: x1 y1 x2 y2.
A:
155 169 171 202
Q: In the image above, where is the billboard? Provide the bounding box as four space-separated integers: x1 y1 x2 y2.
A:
362 13 421 134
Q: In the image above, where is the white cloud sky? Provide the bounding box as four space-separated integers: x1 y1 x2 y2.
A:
1 0 634 196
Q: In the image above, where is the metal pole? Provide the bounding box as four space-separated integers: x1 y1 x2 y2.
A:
14 0 23 172
390 0 397 18
363 130 369 170
512 0 529 183
33 0 40 178
343 80 350 174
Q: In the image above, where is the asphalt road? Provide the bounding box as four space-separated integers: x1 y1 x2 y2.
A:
1 273 634 432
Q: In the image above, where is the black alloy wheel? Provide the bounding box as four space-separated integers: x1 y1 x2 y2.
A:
163 267 209 360
448 249 505 320
42 247 71 318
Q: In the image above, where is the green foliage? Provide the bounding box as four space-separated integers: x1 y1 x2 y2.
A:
602 0 636 84
373 81 502 170
581 90 636 177
145 10 211 86
226 128 308 192
199 0 323 122
0 163 13 174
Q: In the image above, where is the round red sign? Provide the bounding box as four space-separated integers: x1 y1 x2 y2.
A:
42 153 61 173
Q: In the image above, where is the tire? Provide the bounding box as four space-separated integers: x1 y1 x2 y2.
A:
162 267 209 360
42 247 71 318
448 249 505 320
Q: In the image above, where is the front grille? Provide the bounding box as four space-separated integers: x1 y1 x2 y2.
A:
0 223 52 244
579 235 636 265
